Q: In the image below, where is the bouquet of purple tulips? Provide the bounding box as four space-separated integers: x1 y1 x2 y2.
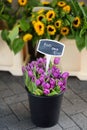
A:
22 57 69 96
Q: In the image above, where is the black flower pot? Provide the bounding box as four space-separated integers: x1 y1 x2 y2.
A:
26 87 64 128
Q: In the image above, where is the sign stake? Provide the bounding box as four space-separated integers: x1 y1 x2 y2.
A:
46 55 51 71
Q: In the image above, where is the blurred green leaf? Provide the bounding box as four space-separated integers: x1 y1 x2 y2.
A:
1 30 11 48
80 21 87 36
48 89 58 96
76 31 85 51
8 25 19 42
19 19 30 32
29 0 40 7
33 88 43 96
54 86 61 94
12 38 24 54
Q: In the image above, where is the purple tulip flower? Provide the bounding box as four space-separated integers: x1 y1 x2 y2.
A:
28 70 33 78
58 81 63 87
44 89 50 95
62 72 69 79
38 68 44 74
44 83 50 89
36 79 41 86
22 66 26 73
60 85 66 91
50 78 55 86
54 57 60 65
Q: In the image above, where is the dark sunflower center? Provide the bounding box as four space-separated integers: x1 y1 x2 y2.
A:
56 22 59 26
74 20 78 25
63 29 67 32
39 16 43 21
49 13 53 18
22 0 24 2
60 2 64 4
48 27 54 31
39 25 42 29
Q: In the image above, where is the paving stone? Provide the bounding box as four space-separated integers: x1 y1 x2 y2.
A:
58 111 76 129
62 101 87 116
0 99 12 117
64 88 86 105
10 102 30 120
15 76 25 87
0 72 10 78
4 93 28 104
68 77 79 88
64 126 81 130
68 77 87 95
0 114 19 129
79 92 87 102
62 97 73 108
0 72 16 83
7 81 26 94
0 89 14 98
71 113 87 130
83 111 87 117
22 100 30 110
7 119 35 130
3 114 19 126
0 118 6 128
0 80 8 91
0 127 8 130
29 124 63 130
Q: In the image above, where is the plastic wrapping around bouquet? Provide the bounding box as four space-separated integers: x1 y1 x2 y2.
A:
25 86 64 127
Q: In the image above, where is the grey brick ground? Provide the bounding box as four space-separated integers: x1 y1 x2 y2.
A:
58 111 76 129
71 113 87 130
29 124 63 130
9 102 30 120
0 72 87 130
64 126 81 130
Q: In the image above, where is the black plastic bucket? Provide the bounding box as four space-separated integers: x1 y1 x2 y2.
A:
26 87 64 127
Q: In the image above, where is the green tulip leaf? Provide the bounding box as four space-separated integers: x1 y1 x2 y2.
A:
48 90 58 96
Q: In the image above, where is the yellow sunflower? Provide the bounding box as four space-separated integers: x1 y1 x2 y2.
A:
55 20 62 29
60 27 69 36
73 17 81 28
18 0 27 6
37 14 45 21
34 21 45 36
23 34 33 42
32 20 36 25
7 0 12 3
47 25 56 35
42 1 50 5
57 1 66 7
63 5 71 13
46 10 55 21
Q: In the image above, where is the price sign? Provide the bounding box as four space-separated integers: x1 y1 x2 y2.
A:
37 39 65 57
37 39 65 71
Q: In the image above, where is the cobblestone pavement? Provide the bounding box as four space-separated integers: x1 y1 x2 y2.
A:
0 71 87 130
